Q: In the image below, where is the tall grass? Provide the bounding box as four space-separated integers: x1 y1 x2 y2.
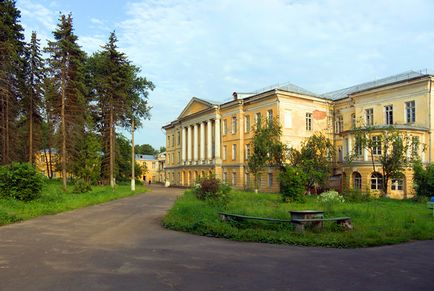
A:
0 179 146 225
163 190 434 248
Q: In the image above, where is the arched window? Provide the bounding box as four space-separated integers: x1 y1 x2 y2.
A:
371 172 383 190
353 172 362 190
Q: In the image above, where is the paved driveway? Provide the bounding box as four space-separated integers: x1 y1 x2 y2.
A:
0 184 433 290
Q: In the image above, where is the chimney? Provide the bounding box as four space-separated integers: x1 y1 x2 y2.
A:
232 92 238 100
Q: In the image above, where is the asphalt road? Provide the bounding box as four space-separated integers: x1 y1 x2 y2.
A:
0 184 433 291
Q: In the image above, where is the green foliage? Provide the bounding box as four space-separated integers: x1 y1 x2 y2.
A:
135 144 157 155
349 125 421 195
288 133 335 192
248 118 285 191
192 176 231 205
164 190 434 248
317 190 345 213
72 179 92 194
0 163 43 201
279 165 307 202
342 189 371 202
413 161 434 197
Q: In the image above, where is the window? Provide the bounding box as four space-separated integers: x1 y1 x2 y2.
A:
268 173 273 188
223 145 227 160
223 172 227 183
391 178 404 191
178 151 181 163
355 137 363 156
232 172 236 186
177 132 180 145
232 144 237 160
167 136 170 147
244 115 250 133
172 135 174 147
267 109 273 127
245 144 250 160
366 108 373 126
385 105 393 125
245 173 250 188
371 172 383 190
284 110 292 128
305 113 312 131
335 115 343 133
372 136 381 155
152 162 156 169
406 101 415 123
223 120 228 135
351 113 356 129
231 116 237 134
255 112 262 129
171 153 174 165
353 172 362 190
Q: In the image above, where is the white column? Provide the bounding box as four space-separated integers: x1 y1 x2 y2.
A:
193 124 199 162
207 120 212 161
215 117 221 159
187 126 192 162
200 122 205 162
364 148 368 161
182 127 186 163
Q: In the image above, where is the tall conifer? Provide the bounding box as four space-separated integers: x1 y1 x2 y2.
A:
0 0 25 164
45 13 86 190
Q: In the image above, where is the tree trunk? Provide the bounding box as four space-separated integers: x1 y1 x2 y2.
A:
29 96 33 164
131 118 135 191
61 68 67 190
43 148 50 178
109 106 114 189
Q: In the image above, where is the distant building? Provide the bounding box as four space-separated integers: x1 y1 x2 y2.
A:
35 149 62 178
135 154 161 183
163 70 433 198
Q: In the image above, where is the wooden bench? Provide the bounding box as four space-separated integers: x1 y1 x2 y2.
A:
218 212 292 224
291 217 352 232
428 202 434 217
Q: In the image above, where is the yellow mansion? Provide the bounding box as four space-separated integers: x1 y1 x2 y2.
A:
163 71 432 198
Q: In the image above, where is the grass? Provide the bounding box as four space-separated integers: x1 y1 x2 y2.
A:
163 190 434 248
0 179 146 226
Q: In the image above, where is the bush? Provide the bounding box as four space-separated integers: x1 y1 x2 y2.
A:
0 163 44 201
413 161 434 197
279 165 307 202
72 179 92 193
192 176 231 204
317 190 345 213
342 189 371 202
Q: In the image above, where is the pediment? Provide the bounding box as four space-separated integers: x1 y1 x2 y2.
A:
178 97 216 119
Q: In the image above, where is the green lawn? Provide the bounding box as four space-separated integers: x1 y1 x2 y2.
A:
0 179 146 226
163 190 434 248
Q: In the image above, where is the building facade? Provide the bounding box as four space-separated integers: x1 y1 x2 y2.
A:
163 71 434 198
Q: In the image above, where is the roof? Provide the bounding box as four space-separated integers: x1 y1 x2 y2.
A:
321 70 431 100
135 154 155 161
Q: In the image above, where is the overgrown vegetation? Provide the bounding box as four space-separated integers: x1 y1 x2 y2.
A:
192 176 231 205
0 163 43 201
0 179 146 226
279 165 306 202
164 190 434 248
413 161 434 198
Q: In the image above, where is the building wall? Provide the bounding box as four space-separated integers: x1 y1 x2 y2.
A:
163 76 434 198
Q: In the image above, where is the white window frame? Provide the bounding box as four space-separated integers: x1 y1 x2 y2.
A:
223 119 227 135
372 136 382 155
306 113 312 131
405 101 415 123
268 173 273 188
366 108 373 126
385 105 393 125
371 172 383 190
245 144 250 160
231 116 237 134
244 115 250 133
223 145 227 160
232 144 236 160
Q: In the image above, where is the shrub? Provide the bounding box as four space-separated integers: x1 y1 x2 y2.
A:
342 189 371 202
0 163 44 201
192 176 231 204
317 190 345 213
279 165 307 202
413 161 434 197
72 179 92 193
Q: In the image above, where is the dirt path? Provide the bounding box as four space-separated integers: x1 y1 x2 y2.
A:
0 184 432 290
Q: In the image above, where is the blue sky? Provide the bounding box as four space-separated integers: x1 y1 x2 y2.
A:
17 0 434 149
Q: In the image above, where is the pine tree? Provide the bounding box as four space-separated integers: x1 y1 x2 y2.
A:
45 13 87 190
88 32 153 188
0 0 25 165
20 31 44 164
